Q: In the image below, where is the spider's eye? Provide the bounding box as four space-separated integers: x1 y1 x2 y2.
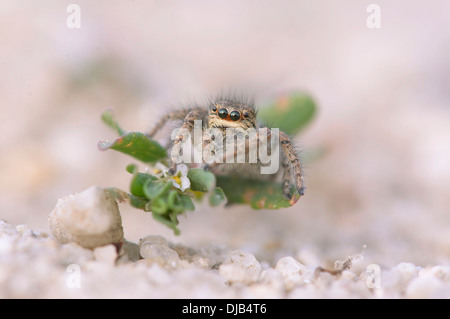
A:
218 108 228 119
243 112 249 118
230 111 241 121
212 105 217 112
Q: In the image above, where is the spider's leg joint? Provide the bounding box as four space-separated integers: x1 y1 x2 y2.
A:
168 164 177 175
283 191 292 200
297 186 305 196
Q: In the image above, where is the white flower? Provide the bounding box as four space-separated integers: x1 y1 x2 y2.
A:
171 164 190 192
153 163 169 177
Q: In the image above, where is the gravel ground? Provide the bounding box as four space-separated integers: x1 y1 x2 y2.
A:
2 220 449 298
1 1 450 298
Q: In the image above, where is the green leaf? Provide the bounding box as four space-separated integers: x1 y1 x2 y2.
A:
143 180 172 200
167 190 179 209
216 176 301 209
101 109 125 136
152 212 180 236
257 92 316 135
164 191 186 212
187 168 216 192
126 166 158 198
179 194 195 211
151 192 195 235
151 197 168 214
98 131 167 163
209 187 227 206
126 163 137 174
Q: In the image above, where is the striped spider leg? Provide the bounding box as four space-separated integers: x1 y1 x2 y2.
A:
146 107 208 174
202 126 305 199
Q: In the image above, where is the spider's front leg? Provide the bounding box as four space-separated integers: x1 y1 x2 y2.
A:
200 127 253 171
146 107 204 139
199 129 219 170
258 127 305 199
281 156 293 199
279 131 305 197
168 109 206 175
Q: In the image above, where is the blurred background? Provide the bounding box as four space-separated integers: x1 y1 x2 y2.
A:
1 1 449 268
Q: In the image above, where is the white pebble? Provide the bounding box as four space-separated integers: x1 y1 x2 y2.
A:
276 256 307 277
219 250 261 285
143 263 173 285
192 256 210 268
200 244 229 267
93 244 117 265
139 235 168 246
259 268 284 291
406 275 443 298
428 266 450 282
392 262 420 279
0 236 14 255
260 268 281 282
379 263 422 297
48 186 124 249
275 256 307 289
140 244 180 269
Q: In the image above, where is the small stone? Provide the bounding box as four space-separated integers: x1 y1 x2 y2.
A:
380 262 422 297
0 235 14 255
219 250 261 285
340 270 357 280
15 224 31 235
406 275 443 299
58 242 94 265
428 266 450 282
0 219 16 235
140 244 180 269
392 262 421 284
48 186 124 249
200 244 229 267
275 256 307 290
178 259 191 268
118 240 141 262
143 263 172 285
276 256 307 277
171 244 197 262
192 256 210 268
139 235 168 246
259 268 284 291
93 244 117 265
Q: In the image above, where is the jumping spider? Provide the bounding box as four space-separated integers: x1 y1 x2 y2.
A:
146 95 305 200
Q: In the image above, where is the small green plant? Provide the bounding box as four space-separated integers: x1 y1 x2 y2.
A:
98 92 316 235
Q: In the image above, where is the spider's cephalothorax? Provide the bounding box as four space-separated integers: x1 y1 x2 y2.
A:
208 99 257 130
146 95 305 199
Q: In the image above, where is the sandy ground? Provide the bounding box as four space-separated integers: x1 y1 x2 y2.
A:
1 1 450 298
